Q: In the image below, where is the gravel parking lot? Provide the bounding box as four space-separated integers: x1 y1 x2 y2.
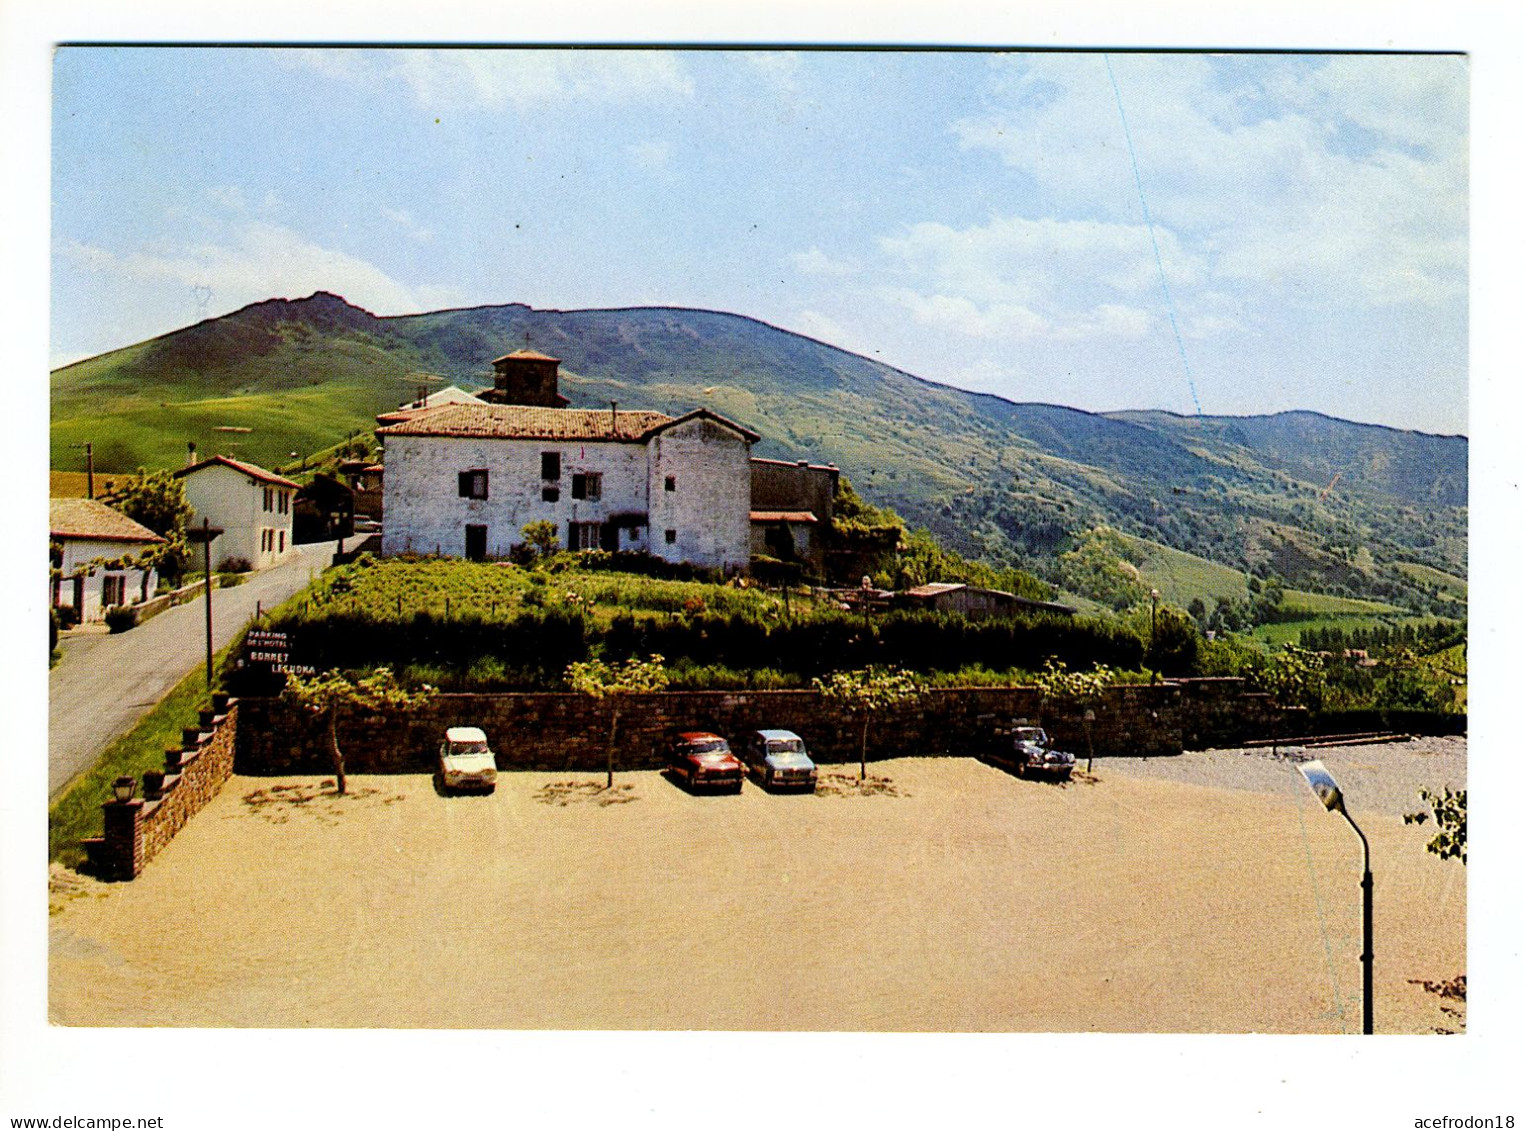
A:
1098 734 1468 817
50 744 1466 1033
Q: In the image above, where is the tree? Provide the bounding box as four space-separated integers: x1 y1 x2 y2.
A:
520 519 560 560
102 468 194 582
1145 606 1202 677
284 668 435 795
812 666 926 781
1248 645 1328 711
1033 658 1114 767
1057 527 1148 611
1375 647 1455 712
565 654 669 788
1405 786 1466 864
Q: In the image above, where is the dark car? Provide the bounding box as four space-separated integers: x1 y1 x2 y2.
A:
667 732 745 793
992 725 1076 781
739 729 818 792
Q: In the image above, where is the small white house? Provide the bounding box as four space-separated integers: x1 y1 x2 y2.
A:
49 498 163 622
378 403 759 570
173 455 298 570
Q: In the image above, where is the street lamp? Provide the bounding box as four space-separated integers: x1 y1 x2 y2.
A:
1298 759 1374 1035
111 775 137 803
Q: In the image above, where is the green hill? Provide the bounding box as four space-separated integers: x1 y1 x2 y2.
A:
51 292 1467 612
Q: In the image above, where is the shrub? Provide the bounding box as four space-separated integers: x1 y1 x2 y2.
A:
104 604 138 633
220 557 253 573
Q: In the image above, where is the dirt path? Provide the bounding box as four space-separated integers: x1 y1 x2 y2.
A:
49 751 1465 1032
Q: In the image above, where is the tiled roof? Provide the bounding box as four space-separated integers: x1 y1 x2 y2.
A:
173 455 299 489
49 498 164 544
376 404 762 445
492 348 561 363
378 403 674 442
750 510 819 524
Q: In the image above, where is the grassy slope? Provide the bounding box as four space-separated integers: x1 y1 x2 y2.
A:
1396 561 1468 599
1116 532 1250 608
51 295 1468 604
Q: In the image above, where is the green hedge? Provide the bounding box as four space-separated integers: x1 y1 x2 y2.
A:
255 603 1145 690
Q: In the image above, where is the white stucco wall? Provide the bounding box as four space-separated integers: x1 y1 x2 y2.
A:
647 418 752 571
382 435 653 558
181 464 294 570
53 537 159 622
382 419 752 570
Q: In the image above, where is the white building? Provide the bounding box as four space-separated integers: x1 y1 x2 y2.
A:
377 403 759 570
49 498 163 622
173 455 298 570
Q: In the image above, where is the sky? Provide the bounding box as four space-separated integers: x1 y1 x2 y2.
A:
50 48 1468 435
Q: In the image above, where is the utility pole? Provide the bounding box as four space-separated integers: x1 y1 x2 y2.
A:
84 441 94 499
203 518 215 688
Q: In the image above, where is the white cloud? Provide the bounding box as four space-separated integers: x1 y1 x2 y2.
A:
954 54 1467 311
283 48 695 112
875 285 1152 344
789 247 856 278
381 206 434 243
868 215 1191 343
61 223 464 318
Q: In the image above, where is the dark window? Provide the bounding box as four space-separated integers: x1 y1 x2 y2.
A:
664 476 676 492
541 452 561 480
262 488 273 512
102 575 125 607
665 529 677 545
571 472 602 501
458 469 488 499
542 486 560 503
465 524 488 561
568 522 601 551
278 530 285 552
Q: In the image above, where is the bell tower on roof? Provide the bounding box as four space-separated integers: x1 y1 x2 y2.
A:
482 346 569 407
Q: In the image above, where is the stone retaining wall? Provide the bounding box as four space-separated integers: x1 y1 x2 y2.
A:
236 683 1196 776
86 701 238 881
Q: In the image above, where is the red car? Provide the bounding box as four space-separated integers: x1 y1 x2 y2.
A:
667 732 745 793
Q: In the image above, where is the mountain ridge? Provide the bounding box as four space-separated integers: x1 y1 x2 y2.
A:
50 292 1467 606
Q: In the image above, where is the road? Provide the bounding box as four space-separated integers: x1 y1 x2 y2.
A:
48 541 335 800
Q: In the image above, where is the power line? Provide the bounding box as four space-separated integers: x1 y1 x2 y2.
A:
1104 54 1204 417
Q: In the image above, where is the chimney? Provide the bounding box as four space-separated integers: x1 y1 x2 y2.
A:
187 441 198 468
610 401 619 432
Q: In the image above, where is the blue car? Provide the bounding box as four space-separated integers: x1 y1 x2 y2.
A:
740 729 818 792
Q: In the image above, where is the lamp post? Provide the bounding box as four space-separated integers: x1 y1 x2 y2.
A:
1298 759 1374 1035
1083 708 1096 773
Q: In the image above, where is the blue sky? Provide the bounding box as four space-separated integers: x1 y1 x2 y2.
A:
51 48 1468 434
